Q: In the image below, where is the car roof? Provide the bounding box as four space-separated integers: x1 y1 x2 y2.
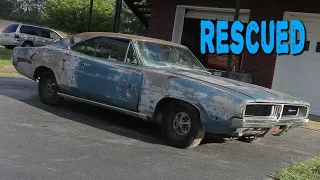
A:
72 32 188 49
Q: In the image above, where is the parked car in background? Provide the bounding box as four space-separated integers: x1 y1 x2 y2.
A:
0 23 63 49
11 32 310 149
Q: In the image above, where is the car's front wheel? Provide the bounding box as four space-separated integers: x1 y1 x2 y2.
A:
38 72 63 106
161 101 205 149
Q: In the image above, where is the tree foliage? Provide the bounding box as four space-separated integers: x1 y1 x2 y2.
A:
42 0 147 35
1 0 147 35
42 0 115 34
1 0 45 25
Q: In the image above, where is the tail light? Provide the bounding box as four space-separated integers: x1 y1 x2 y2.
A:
14 34 19 39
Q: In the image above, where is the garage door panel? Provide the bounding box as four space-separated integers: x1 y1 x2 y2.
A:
307 96 320 115
272 12 320 116
285 73 309 88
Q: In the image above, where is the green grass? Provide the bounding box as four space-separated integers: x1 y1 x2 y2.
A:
272 156 320 180
0 46 20 76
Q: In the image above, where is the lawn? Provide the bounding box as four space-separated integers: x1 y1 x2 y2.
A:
0 45 20 76
272 156 320 180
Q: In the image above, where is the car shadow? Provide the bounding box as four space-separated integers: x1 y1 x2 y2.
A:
0 76 226 147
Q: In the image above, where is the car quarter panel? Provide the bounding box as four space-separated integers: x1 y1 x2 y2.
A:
138 69 254 134
13 47 81 96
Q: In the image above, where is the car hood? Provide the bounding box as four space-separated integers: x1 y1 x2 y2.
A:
161 68 308 105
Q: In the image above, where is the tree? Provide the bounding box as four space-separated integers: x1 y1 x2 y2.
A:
0 0 15 19
42 0 115 34
3 0 45 25
119 3 147 36
42 0 147 35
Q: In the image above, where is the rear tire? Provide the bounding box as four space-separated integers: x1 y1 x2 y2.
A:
4 45 14 49
161 101 205 149
22 41 34 47
38 72 63 106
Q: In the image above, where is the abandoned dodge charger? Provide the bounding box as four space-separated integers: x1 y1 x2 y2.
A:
12 32 310 149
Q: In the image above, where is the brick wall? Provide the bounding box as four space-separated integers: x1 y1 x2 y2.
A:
147 0 320 88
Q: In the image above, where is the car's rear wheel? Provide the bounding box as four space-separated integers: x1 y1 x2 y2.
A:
22 41 34 47
161 101 205 149
38 72 63 106
4 45 14 49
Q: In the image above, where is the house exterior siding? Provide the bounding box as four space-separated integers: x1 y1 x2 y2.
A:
147 0 319 88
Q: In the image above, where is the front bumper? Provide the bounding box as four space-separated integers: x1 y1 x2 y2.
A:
231 118 309 128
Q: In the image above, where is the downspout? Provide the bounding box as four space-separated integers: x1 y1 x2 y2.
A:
113 0 122 33
87 0 94 32
224 0 240 77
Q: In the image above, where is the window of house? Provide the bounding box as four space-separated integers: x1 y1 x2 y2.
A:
304 41 310 51
20 25 39 36
70 37 101 57
316 42 320 53
95 37 130 62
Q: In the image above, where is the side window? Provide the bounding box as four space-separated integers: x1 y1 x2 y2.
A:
125 43 138 64
95 37 129 61
20 25 38 36
70 37 101 57
37 28 50 38
49 31 61 40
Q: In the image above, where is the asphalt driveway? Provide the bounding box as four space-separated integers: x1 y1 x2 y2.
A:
0 77 319 180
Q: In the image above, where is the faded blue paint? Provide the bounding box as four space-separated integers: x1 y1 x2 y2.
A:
77 56 142 111
12 34 310 137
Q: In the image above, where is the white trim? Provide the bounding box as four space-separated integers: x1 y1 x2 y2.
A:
284 11 320 20
171 5 250 43
272 11 320 98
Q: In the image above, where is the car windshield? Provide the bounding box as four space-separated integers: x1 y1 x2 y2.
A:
136 41 208 72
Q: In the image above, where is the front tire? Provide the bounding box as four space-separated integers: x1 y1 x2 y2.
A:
38 73 63 106
161 101 205 149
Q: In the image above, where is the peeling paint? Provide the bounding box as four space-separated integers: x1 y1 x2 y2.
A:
12 32 310 137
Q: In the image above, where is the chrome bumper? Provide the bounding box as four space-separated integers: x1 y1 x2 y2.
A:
231 118 309 128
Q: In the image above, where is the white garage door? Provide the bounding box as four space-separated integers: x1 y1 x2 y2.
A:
272 12 320 116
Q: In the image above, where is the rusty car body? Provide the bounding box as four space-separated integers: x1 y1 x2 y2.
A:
12 32 310 148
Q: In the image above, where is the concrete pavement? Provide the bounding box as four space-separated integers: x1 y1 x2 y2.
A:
0 76 319 180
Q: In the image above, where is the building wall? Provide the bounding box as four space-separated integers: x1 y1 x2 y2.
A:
147 0 320 88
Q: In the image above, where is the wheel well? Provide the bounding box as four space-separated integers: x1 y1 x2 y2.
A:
22 41 34 46
154 98 201 124
33 66 54 80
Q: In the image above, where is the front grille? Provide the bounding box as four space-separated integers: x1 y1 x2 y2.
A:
245 105 273 116
282 105 298 116
282 105 308 118
244 104 308 119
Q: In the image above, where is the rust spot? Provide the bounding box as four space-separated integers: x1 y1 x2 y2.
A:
270 126 281 132
17 57 32 64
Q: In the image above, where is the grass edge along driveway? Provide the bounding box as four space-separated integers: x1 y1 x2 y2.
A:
0 45 20 76
271 156 320 180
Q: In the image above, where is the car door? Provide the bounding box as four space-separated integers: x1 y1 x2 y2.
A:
75 36 143 111
35 28 51 46
19 25 39 46
108 41 143 111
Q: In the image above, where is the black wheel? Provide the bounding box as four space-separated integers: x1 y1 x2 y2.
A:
22 41 34 47
161 101 205 149
238 135 262 143
4 45 14 49
38 72 63 106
